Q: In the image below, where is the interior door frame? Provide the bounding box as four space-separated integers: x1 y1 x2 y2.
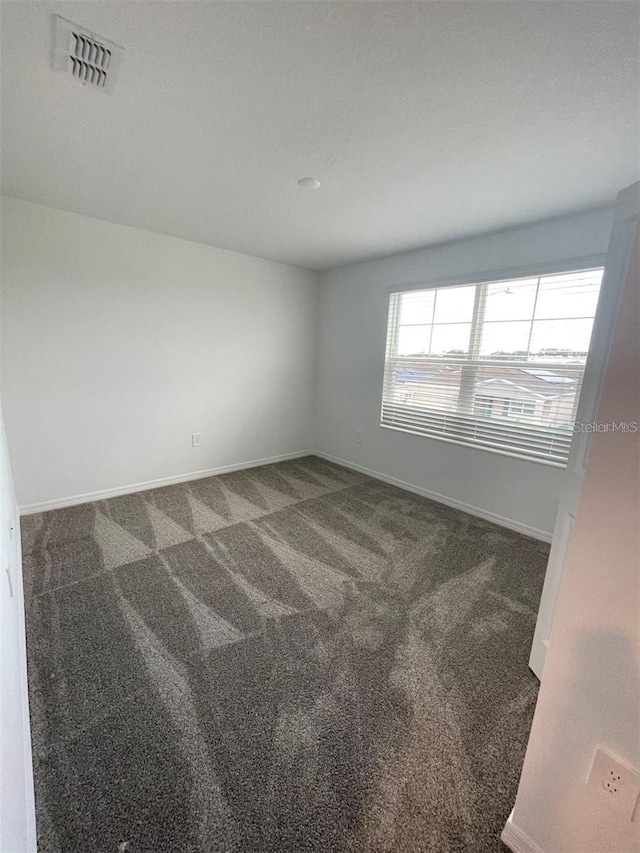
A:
529 182 640 679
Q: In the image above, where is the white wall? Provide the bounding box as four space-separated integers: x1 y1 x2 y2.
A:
0 402 36 851
1 197 318 510
507 226 639 851
315 207 615 539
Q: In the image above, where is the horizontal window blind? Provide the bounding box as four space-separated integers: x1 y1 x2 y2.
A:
381 267 604 465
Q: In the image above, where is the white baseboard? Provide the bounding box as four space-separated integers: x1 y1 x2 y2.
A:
19 450 314 515
313 451 552 543
20 448 553 544
501 811 545 853
528 637 549 681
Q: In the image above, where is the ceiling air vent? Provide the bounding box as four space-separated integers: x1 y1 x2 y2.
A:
52 16 123 93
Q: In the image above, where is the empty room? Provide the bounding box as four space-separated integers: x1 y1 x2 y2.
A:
1 2 638 852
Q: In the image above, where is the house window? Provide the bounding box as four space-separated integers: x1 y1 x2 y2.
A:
502 399 536 418
381 267 604 465
474 395 495 418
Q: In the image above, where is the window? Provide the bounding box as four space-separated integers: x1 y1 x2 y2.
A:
381 267 604 465
502 399 535 418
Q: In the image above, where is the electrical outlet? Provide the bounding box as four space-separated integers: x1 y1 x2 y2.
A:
355 429 363 443
191 432 202 448
587 747 640 820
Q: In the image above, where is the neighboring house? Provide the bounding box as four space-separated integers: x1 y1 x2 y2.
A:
394 364 579 429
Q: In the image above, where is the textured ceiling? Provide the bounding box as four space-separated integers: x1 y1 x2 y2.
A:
1 1 638 270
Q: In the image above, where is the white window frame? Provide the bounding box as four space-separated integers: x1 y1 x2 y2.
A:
380 258 606 467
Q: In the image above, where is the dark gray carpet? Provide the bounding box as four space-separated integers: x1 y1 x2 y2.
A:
21 455 548 852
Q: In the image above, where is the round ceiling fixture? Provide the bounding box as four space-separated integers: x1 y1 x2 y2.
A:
298 177 322 189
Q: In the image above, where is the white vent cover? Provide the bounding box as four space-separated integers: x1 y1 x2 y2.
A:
52 16 123 93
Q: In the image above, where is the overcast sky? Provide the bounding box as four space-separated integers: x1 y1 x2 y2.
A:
396 269 603 359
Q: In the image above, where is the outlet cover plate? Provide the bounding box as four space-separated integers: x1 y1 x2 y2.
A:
587 747 640 820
